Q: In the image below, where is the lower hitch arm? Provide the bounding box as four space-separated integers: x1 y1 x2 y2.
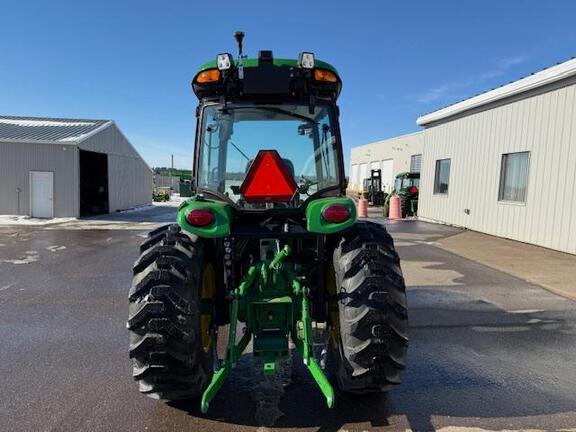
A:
293 279 335 409
200 248 335 413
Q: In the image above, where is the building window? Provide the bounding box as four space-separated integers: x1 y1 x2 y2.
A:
499 151 530 202
434 159 451 194
410 154 422 173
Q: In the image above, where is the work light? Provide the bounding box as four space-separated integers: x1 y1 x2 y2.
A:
298 52 315 69
217 53 234 70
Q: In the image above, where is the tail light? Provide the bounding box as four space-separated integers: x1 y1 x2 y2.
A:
322 205 350 223
186 209 214 227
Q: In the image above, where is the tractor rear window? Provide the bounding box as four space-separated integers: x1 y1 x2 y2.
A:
196 103 341 208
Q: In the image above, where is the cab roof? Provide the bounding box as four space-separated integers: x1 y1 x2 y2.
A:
192 55 342 102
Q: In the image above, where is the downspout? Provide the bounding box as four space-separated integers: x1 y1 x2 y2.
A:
16 187 21 214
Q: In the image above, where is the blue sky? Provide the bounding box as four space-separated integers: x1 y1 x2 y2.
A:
1 1 575 170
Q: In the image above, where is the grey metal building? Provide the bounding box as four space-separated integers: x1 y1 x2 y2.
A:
351 57 576 255
0 116 153 218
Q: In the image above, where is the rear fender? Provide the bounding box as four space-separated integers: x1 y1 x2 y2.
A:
177 196 232 238
306 197 357 234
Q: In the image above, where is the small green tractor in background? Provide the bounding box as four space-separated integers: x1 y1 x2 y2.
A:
384 172 420 218
128 33 408 413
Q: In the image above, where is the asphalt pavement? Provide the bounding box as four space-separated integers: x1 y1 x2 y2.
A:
1 207 575 432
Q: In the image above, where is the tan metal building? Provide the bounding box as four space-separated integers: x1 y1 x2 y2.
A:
349 132 424 193
417 58 576 255
0 116 153 218
351 57 576 255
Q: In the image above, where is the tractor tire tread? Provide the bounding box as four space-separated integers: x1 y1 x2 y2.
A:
333 221 408 393
128 223 211 400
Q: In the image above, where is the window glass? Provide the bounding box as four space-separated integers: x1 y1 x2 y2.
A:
394 175 420 191
196 103 341 208
410 154 422 173
499 152 530 202
434 159 451 194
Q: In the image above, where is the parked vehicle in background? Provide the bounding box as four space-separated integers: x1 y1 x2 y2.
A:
384 172 420 217
362 169 386 206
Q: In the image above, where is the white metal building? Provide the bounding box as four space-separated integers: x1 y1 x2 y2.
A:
351 57 576 255
0 116 153 218
349 132 423 193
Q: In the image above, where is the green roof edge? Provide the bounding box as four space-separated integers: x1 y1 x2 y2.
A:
195 57 339 76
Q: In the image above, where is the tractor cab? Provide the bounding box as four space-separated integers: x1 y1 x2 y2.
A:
191 43 345 213
394 172 420 196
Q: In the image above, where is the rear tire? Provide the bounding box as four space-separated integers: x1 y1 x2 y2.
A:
332 221 408 393
128 224 213 400
399 196 409 218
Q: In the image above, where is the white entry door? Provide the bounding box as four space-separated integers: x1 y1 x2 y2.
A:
30 171 54 218
381 159 394 193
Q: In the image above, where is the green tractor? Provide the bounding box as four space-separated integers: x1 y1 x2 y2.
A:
128 33 408 413
384 172 420 218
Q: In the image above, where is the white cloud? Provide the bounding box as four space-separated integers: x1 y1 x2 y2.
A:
417 84 459 103
479 56 527 79
417 56 527 104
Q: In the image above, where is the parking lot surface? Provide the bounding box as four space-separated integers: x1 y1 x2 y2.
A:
1 207 575 432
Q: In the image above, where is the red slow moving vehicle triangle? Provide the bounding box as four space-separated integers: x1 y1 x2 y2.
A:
240 150 298 203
